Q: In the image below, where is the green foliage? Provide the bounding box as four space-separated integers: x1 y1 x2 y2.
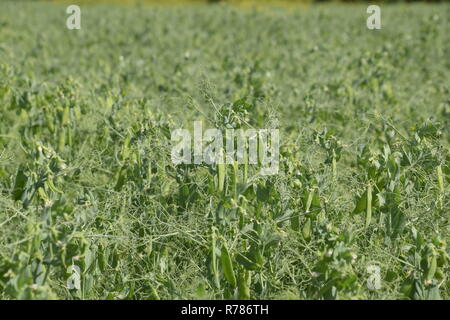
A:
0 2 449 300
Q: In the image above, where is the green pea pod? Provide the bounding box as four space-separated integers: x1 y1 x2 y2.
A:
243 152 248 184
37 187 49 202
98 248 107 273
61 106 70 126
218 162 225 194
58 128 66 151
426 252 437 281
238 271 250 299
45 112 55 133
13 166 27 201
231 161 238 199
47 177 63 194
332 150 337 180
123 136 131 160
221 244 236 288
305 189 314 213
437 165 444 194
365 184 372 228
115 167 126 191
302 218 312 241
211 227 220 288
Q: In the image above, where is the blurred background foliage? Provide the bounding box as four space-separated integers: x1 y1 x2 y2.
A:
40 0 449 5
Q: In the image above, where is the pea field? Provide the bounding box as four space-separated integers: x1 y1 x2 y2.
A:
0 1 449 300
